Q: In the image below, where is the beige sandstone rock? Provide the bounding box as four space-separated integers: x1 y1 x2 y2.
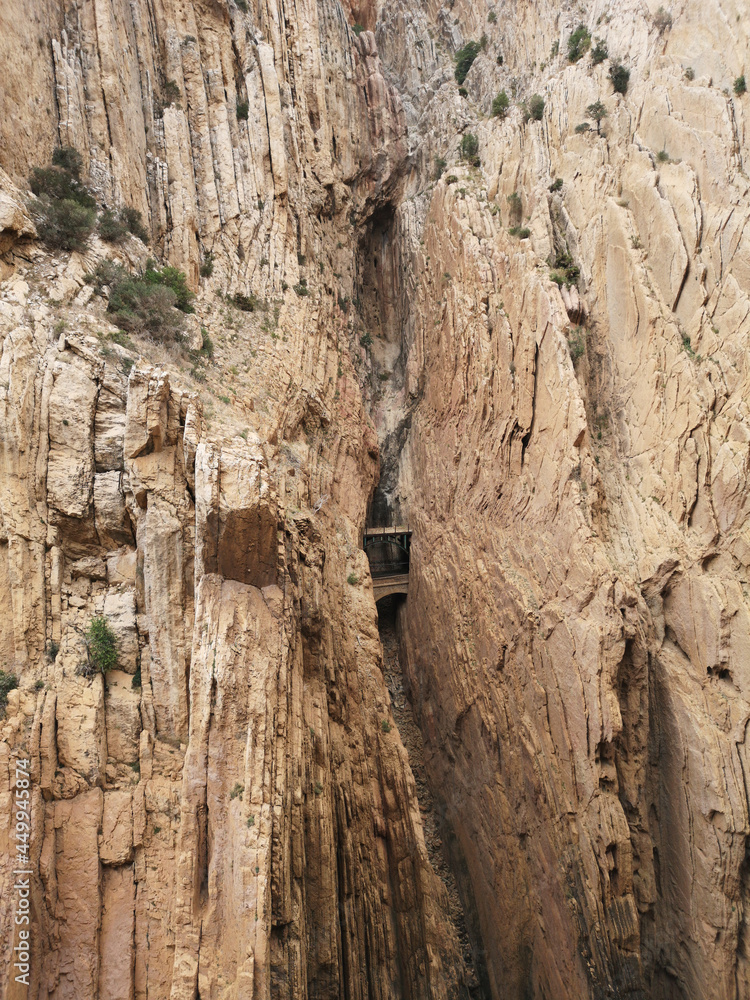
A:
1 0 750 998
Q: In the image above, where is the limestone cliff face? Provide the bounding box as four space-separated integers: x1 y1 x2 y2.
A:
1 0 750 998
370 0 750 997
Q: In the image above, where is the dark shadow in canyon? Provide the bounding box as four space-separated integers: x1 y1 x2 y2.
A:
377 595 491 1000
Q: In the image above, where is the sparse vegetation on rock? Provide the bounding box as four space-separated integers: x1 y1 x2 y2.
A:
491 90 510 118
29 147 96 251
526 94 545 121
0 669 18 713
454 41 481 85
81 616 118 677
609 62 630 95
459 132 480 165
567 24 591 63
591 38 608 64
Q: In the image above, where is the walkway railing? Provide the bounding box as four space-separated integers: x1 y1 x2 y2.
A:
363 525 412 588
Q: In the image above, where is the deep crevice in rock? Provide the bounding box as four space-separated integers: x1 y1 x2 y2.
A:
377 595 490 999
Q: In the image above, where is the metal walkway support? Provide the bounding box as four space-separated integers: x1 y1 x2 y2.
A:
363 525 411 599
372 574 410 601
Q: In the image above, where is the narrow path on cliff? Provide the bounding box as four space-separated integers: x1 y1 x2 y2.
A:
377 595 485 997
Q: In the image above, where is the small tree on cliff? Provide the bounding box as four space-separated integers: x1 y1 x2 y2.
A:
491 90 510 118
586 100 608 134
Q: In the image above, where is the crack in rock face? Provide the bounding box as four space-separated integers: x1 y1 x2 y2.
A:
1 0 750 998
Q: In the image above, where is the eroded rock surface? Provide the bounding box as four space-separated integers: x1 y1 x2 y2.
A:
1 0 750 998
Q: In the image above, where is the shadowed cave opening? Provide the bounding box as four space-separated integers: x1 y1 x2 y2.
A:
376 595 490 998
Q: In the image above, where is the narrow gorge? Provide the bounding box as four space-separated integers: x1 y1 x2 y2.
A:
0 0 749 999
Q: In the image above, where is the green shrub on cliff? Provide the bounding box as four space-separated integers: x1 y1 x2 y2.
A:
609 63 630 95
591 38 608 64
36 199 96 252
567 24 591 63
459 132 480 165
0 669 18 713
491 90 510 118
89 259 192 339
29 147 97 251
455 41 481 85
80 616 118 677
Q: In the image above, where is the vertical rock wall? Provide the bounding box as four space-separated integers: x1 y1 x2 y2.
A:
1 0 750 997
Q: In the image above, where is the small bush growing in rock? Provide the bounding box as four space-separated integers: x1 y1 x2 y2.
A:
51 146 83 177
653 6 673 31
230 783 244 800
656 149 670 163
487 10 496 23
98 208 130 243
684 67 695 80
507 191 522 225
609 63 630 95
591 38 608 64
434 155 447 179
136 261 193 312
347 573 359 585
198 329 214 357
81 616 118 677
200 251 214 278
353 22 364 35
527 94 545 121
36 199 96 252
492 90 510 117
0 669 19 712
567 327 586 361
236 99 249 120
121 207 149 242
86 258 127 291
107 267 189 340
46 640 60 661
567 24 591 63
549 177 564 192
30 164 94 208
381 719 392 733
553 249 580 284
30 147 97 251
164 80 181 106
458 87 468 98
230 291 262 311
454 41 482 85
735 75 747 96
459 131 480 165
